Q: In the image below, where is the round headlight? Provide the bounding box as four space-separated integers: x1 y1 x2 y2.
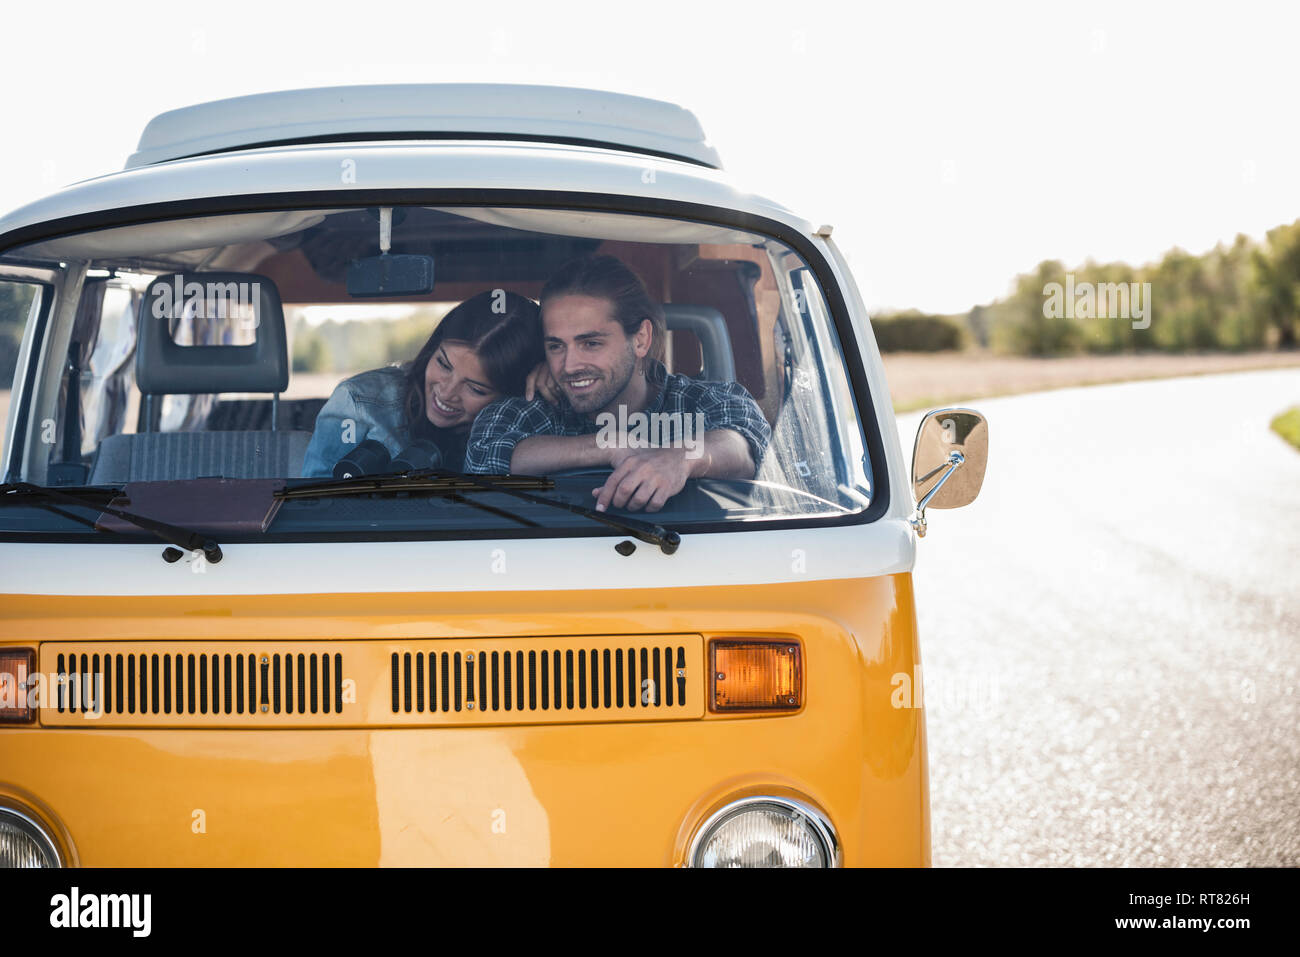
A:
689 796 839 868
0 808 62 868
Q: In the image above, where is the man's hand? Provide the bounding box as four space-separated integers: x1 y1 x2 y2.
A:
593 447 694 513
590 429 755 512
524 362 562 405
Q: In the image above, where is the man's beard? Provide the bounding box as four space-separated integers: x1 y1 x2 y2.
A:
563 344 637 415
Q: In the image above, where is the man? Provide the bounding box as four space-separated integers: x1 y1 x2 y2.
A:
465 255 771 513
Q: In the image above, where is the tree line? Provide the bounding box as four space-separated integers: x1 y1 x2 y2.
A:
873 217 1300 355
290 309 445 374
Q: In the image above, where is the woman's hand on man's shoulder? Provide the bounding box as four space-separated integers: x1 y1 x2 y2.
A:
524 362 562 405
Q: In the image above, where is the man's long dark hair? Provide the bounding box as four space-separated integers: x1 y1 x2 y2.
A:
539 255 666 364
403 289 542 434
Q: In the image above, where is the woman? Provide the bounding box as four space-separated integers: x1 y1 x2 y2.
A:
301 290 542 477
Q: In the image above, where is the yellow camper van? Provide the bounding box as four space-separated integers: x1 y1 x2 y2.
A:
0 85 986 867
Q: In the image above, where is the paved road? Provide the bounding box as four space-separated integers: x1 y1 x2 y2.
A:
897 369 1300 866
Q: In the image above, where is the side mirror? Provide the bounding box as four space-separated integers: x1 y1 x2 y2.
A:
909 408 988 537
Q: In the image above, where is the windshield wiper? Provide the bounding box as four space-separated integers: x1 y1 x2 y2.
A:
278 470 552 530
276 469 681 555
0 482 223 565
277 471 557 497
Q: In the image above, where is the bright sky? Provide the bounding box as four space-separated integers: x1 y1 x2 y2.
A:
4 0 1297 314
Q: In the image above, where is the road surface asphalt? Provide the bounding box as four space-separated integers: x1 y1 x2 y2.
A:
897 368 1299 866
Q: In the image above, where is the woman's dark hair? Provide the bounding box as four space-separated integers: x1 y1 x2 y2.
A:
404 289 542 432
539 255 666 363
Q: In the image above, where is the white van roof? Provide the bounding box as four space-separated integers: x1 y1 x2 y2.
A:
125 84 723 171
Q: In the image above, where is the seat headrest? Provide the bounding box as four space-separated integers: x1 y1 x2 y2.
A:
662 303 736 382
137 272 288 395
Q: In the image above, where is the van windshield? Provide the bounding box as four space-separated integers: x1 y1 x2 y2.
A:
0 205 875 539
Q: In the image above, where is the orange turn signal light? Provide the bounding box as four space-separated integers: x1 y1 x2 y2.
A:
709 639 802 712
0 648 36 724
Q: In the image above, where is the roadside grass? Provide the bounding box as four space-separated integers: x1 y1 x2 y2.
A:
1271 406 1300 451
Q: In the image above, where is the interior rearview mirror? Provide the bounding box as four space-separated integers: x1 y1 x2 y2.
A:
346 253 435 298
909 408 988 536
346 205 435 297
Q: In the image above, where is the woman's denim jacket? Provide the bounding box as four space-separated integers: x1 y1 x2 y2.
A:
301 366 412 477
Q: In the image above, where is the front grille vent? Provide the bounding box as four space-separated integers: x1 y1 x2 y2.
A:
390 645 688 715
52 651 344 717
40 636 702 727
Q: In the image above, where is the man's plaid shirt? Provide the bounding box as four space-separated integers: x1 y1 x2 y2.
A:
464 359 772 474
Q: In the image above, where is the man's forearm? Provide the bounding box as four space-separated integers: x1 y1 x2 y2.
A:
690 429 757 480
510 433 612 474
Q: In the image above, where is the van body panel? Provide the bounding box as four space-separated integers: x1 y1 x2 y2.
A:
0 573 928 866
0 520 916 596
0 142 804 247
814 234 916 523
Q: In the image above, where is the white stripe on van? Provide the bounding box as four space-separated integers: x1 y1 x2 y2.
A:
0 521 914 596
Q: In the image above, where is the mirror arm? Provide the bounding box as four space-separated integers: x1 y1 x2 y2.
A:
909 450 965 539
